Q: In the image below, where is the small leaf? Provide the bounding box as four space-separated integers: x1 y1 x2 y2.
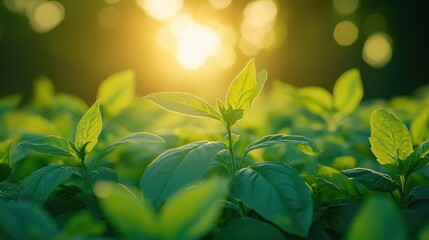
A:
159 178 227 240
411 109 429 145
345 195 406 240
299 86 333 116
341 168 399 192
141 141 225 207
96 132 164 161
215 217 285 240
403 139 429 174
0 201 58 240
333 69 363 115
19 136 77 159
18 165 82 204
56 210 106 240
230 162 313 237
75 100 102 154
90 167 118 190
145 92 222 121
244 134 321 157
369 109 414 175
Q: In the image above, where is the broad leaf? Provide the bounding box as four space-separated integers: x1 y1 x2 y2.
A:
341 168 399 192
244 134 321 157
320 199 360 235
0 183 18 201
316 165 368 197
18 165 82 204
0 201 58 240
145 92 221 120
230 162 313 237
403 139 429 174
159 178 227 240
97 69 135 117
56 210 106 240
97 182 157 239
19 135 77 159
299 86 333 116
369 109 413 175
75 100 102 154
141 141 225 207
96 132 164 161
333 69 363 115
345 196 406 240
90 167 118 190
215 217 285 240
411 109 429 145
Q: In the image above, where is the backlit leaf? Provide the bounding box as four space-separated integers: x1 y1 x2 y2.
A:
299 86 333 116
333 69 363 115
0 140 12 165
403 139 429 174
411 109 429 145
75 100 102 154
19 135 77 159
342 168 399 192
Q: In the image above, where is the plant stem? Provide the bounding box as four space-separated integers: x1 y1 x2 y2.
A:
399 174 408 208
226 126 237 173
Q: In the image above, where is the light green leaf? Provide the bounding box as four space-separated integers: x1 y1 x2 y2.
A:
33 76 55 109
0 183 18 201
159 178 227 240
345 195 406 240
333 68 363 115
244 134 321 157
411 109 429 146
97 70 135 117
0 140 12 165
299 86 333 115
403 139 429 174
0 201 58 240
215 218 285 240
19 136 77 159
341 168 399 192
75 100 102 154
0 94 21 114
55 210 106 240
141 141 225 208
369 109 414 175
18 165 82 204
145 92 221 120
96 132 164 161
230 162 313 237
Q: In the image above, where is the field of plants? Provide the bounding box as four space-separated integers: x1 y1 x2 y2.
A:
0 59 429 239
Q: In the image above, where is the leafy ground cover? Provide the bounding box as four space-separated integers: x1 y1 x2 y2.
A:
0 60 429 239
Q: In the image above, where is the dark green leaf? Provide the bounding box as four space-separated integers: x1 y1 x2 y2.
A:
345 195 406 240
316 165 369 197
230 162 313 237
90 167 118 189
145 92 222 120
0 140 12 166
369 108 413 175
75 100 102 154
341 168 399 192
403 140 429 174
411 186 429 200
320 199 360 235
0 201 58 240
19 136 77 159
333 68 363 115
0 183 18 201
0 164 11 182
18 165 83 204
56 210 106 240
96 132 164 161
215 217 285 240
141 141 225 207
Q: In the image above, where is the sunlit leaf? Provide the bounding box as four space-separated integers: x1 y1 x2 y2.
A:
215 217 285 240
333 69 363 115
299 86 333 115
97 70 135 117
369 109 413 175
0 140 12 166
141 141 225 207
19 135 77 159
411 109 429 145
145 92 222 120
56 210 106 240
18 165 82 204
403 139 429 174
345 195 406 240
341 168 399 192
74 100 102 154
230 162 313 237
159 178 227 240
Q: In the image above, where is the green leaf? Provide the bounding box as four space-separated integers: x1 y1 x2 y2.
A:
145 92 222 121
0 94 21 114
244 134 321 157
0 140 12 181
90 167 118 190
369 109 414 175
411 109 429 145
345 195 406 240
97 70 135 117
19 136 77 159
341 168 399 192
333 68 363 115
403 139 429 174
0 201 58 240
96 132 164 161
18 165 82 204
33 76 55 109
159 178 227 240
320 199 360 235
96 182 157 239
225 59 267 119
316 165 369 197
141 141 225 207
411 186 429 200
55 210 106 240
215 217 285 240
0 183 18 201
230 162 313 237
75 100 102 154
418 225 429 240
298 86 333 116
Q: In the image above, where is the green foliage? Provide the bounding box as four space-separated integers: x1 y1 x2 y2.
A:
56 210 106 240
74 100 102 154
0 140 12 182
215 217 285 240
342 168 399 192
411 109 429 145
333 69 363 115
20 135 78 159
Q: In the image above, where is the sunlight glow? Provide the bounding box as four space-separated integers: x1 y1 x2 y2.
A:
209 0 232 9
29 1 65 33
333 21 358 46
137 0 182 21
98 6 121 28
362 32 392 68
333 0 360 15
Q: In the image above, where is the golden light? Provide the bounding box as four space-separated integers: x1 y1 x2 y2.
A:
333 21 358 46
98 6 121 29
214 45 236 68
333 0 360 15
104 0 121 3
156 26 177 50
136 0 183 21
362 32 392 68
209 0 232 9
29 1 65 33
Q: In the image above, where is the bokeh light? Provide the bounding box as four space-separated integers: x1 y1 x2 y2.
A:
209 0 232 10
362 32 392 68
98 6 121 29
136 0 183 21
29 1 65 33
333 0 360 15
333 21 358 46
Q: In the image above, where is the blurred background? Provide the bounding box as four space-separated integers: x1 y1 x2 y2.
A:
0 0 428 103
